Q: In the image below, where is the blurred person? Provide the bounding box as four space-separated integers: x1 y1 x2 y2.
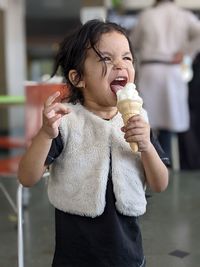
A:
130 0 200 161
179 52 200 169
18 19 169 267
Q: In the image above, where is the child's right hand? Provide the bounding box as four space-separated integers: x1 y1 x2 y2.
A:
41 91 70 139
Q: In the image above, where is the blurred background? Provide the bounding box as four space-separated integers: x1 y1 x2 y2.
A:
0 0 200 140
0 1 200 266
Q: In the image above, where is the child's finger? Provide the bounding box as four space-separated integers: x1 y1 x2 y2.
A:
121 126 126 132
125 121 144 131
49 114 62 127
127 114 140 124
124 130 143 141
45 91 61 108
44 103 70 117
53 103 70 115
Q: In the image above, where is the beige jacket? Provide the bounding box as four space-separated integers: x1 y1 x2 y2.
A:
48 103 148 218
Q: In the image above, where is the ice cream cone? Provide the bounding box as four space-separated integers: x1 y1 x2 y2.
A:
115 82 143 152
117 99 142 152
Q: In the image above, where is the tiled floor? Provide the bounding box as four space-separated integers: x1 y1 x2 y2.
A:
0 170 200 267
141 170 200 267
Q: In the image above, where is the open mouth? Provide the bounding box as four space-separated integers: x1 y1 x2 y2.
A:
110 77 127 94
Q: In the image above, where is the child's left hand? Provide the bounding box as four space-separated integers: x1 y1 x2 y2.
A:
121 115 151 152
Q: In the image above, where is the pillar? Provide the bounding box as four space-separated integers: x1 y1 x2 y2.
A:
0 0 26 133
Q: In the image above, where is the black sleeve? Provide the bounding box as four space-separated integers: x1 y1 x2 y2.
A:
150 130 171 167
45 132 64 165
45 130 170 166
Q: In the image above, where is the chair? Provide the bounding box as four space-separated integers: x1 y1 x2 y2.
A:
0 83 69 267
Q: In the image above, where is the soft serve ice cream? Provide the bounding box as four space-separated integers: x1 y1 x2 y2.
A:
116 82 143 104
116 82 143 152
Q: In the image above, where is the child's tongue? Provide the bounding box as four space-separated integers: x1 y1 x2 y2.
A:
111 84 124 94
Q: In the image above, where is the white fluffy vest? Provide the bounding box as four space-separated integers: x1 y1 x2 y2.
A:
48 103 147 217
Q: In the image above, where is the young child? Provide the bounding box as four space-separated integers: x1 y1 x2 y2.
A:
18 19 169 267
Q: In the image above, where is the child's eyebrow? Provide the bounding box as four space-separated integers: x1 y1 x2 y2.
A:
99 51 133 57
123 52 133 57
98 51 111 56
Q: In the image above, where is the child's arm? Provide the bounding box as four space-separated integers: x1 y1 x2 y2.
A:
122 115 169 192
18 91 70 187
140 143 169 192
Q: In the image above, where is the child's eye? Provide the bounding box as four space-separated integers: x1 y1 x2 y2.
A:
102 56 112 62
124 56 133 61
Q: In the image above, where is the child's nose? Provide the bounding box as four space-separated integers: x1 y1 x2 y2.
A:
113 59 126 69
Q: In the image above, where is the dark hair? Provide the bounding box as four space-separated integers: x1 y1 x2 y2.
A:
51 19 134 104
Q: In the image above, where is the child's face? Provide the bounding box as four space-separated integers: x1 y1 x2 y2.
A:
80 31 135 112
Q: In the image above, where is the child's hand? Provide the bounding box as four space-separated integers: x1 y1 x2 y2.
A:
41 91 70 139
121 115 151 152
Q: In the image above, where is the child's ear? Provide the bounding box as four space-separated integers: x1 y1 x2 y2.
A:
68 70 85 88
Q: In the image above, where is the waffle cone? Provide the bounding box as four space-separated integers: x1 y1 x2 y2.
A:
117 99 143 153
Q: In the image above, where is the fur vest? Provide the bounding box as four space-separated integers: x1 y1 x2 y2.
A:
47 103 148 218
